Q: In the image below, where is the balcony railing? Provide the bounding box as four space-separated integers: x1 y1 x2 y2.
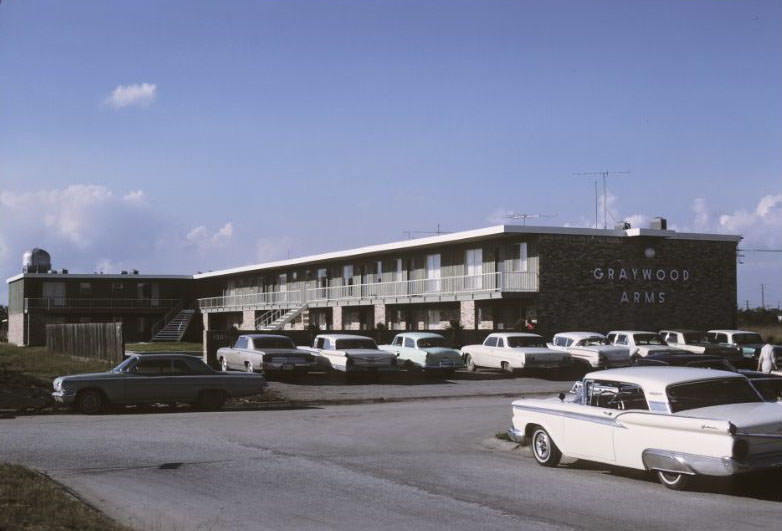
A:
198 271 537 311
25 298 181 312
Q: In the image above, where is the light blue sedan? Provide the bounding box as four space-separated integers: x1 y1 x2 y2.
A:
378 332 464 375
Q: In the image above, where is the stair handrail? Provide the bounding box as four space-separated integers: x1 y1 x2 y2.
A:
150 301 184 338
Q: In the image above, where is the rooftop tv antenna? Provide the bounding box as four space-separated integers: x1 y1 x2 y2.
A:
402 224 451 239
502 213 557 226
573 170 631 229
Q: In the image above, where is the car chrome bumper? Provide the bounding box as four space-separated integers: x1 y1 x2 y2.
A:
642 448 782 477
263 361 320 372
52 391 76 405
507 427 524 443
423 362 464 370
347 365 399 373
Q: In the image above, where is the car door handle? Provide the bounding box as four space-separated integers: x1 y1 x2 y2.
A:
602 411 613 416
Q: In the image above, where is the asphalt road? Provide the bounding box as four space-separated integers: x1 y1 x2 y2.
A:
2 397 782 531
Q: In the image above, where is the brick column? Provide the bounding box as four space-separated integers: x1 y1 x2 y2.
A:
373 303 386 328
332 306 343 330
241 310 255 330
460 300 476 330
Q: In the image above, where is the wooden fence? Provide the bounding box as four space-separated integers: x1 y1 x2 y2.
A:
46 323 125 363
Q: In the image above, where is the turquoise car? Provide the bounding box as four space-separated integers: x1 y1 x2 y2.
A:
378 332 464 375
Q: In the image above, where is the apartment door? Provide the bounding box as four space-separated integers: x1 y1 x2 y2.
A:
465 248 483 290
426 254 441 292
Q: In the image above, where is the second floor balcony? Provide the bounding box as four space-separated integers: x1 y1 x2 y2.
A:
25 297 181 313
199 271 538 312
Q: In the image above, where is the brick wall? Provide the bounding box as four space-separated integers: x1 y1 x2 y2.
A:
536 234 737 336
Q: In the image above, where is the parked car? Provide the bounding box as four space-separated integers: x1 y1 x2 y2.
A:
632 351 736 370
633 351 782 402
659 329 745 367
606 330 678 358
301 334 399 377
706 329 766 361
377 332 463 375
460 333 571 373
547 332 629 369
52 354 266 414
508 367 782 490
216 334 320 375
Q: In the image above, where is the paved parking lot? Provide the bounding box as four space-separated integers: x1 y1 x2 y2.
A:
2 394 782 531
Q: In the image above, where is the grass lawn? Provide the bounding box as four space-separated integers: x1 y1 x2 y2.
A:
125 341 203 353
0 343 115 411
0 463 129 531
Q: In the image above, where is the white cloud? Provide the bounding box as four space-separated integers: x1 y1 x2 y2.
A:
716 193 782 248
185 223 234 254
692 197 710 231
104 83 157 109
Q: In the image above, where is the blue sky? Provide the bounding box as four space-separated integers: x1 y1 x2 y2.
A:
1 0 780 307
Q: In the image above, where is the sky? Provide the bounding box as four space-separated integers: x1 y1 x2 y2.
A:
1 0 780 307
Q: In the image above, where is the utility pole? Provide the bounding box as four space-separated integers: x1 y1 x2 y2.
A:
761 283 766 309
574 170 631 229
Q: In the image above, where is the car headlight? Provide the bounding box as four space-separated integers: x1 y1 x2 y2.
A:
53 378 61 391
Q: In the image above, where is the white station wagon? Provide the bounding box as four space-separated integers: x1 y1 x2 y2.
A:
460 333 571 373
509 367 782 490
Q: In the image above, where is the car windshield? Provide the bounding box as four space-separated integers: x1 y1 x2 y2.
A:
683 333 707 343
507 336 546 348
113 357 137 373
634 333 664 345
417 337 446 348
335 339 377 350
580 336 607 346
734 333 763 345
253 337 295 349
667 378 762 412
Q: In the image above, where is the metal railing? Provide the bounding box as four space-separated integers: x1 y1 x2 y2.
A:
25 297 181 312
199 271 537 311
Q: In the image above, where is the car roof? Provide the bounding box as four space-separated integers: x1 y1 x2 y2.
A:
131 353 203 361
706 329 758 335
607 330 658 335
318 334 374 340
553 331 605 339
395 332 444 339
242 334 290 340
488 332 543 339
584 366 744 393
659 329 703 334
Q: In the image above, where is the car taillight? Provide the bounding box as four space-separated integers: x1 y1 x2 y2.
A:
732 438 749 460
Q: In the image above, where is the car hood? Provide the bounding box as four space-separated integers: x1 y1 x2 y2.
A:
679 402 782 431
58 371 122 382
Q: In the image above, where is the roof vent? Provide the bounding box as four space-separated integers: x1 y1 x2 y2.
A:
132 269 139 275
649 217 667 230
121 270 128 275
615 221 632 230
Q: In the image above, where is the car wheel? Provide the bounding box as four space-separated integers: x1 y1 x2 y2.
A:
220 357 228 372
77 390 105 415
245 361 254 373
530 427 562 467
656 470 691 490
464 354 476 372
197 390 226 411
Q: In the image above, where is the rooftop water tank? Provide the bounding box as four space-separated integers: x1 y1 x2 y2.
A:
22 248 51 273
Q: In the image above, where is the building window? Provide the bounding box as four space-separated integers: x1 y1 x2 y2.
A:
79 282 92 296
278 274 287 292
465 248 483 289
426 254 441 291
343 265 354 285
112 282 124 293
512 243 528 272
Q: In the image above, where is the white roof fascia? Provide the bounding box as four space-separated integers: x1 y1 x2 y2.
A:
193 224 742 279
6 273 192 284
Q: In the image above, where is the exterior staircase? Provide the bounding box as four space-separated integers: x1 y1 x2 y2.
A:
150 309 196 342
255 304 308 331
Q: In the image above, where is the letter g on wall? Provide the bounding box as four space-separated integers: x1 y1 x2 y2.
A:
593 268 604 280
